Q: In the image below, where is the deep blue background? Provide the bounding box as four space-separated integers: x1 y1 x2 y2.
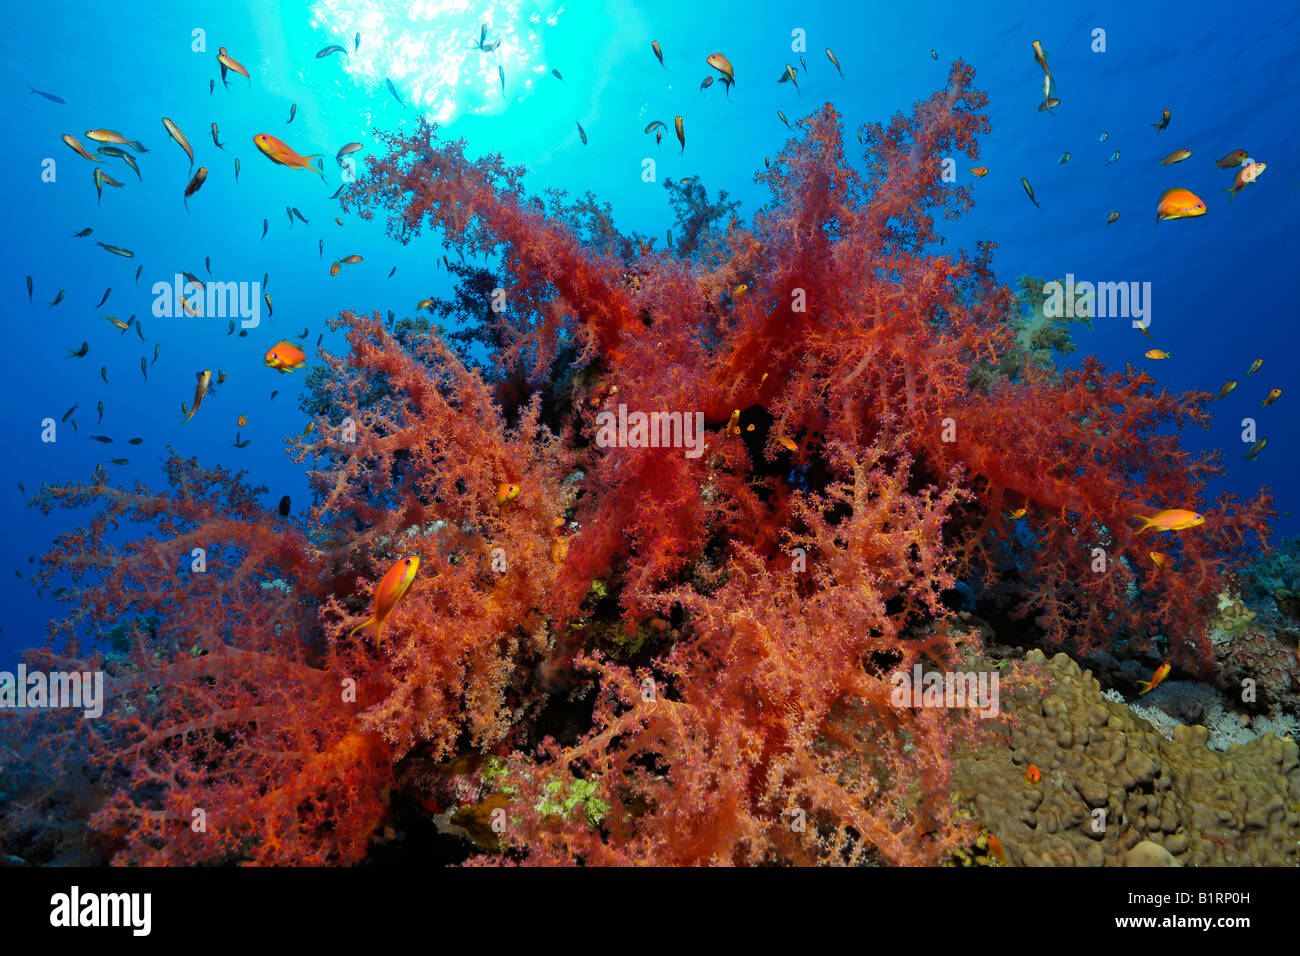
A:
3 0 1298 660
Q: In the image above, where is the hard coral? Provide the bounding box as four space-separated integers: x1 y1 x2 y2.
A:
14 62 1270 866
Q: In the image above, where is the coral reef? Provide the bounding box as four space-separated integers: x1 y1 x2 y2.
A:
955 651 1300 866
3 64 1272 866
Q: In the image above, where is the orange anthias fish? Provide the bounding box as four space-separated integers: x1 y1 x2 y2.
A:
1025 764 1041 785
1031 40 1053 90
62 134 102 162
705 52 734 85
1155 187 1206 224
496 482 521 506
180 370 211 424
970 166 989 177
1149 551 1167 573
1224 161 1266 203
265 340 307 372
1137 662 1171 695
1159 148 1192 165
349 556 420 647
86 129 147 152
1133 509 1205 533
217 46 251 81
1214 149 1249 169
183 167 208 211
253 133 325 180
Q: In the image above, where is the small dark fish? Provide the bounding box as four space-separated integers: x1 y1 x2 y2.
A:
96 287 111 307
140 357 147 381
262 218 268 240
209 79 215 95
330 183 345 199
183 167 209 210
96 242 134 258
227 320 235 335
134 316 144 341
388 266 396 278
298 327 309 338
234 157 240 182
109 458 128 466
100 365 108 385
1151 109 1171 133
800 55 808 72
278 495 291 517
262 272 268 288
292 207 310 224
317 333 323 347
128 437 143 445
287 103 297 124
89 435 113 444
355 32 360 53
74 227 93 237
233 435 250 449
316 45 347 58
286 205 294 227
666 229 672 247
29 86 67 104
270 390 279 400
62 405 77 421
183 270 202 286
205 256 212 274
26 275 32 303
264 293 273 317
211 123 224 149
385 77 403 107
777 110 790 129
499 65 505 95
134 264 142 284
700 75 713 91
552 69 564 82
152 344 160 364
49 290 65 307
652 40 664 67
388 309 395 323
577 121 587 145
96 401 103 424
319 239 323 257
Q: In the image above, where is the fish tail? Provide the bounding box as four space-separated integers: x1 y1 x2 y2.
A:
1136 680 1153 695
1132 514 1154 534
348 615 384 647
131 141 148 153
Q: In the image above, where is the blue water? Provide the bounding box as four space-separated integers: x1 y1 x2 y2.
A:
2 0 1298 660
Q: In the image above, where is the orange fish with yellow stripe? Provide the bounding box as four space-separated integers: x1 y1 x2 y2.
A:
253 133 326 181
349 556 420 647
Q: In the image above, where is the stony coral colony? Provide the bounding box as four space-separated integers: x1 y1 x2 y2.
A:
12 63 1273 866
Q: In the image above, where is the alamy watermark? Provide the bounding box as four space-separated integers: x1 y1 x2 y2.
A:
151 274 261 328
890 664 1000 719
0 665 104 718
594 403 705 459
1043 273 1152 330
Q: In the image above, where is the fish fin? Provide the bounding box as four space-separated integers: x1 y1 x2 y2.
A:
1132 514 1154 534
1136 680 1153 695
348 616 384 647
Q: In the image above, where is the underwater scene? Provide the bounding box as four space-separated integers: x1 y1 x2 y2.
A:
1 0 1299 871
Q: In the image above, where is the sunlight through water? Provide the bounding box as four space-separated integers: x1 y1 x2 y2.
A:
309 0 562 123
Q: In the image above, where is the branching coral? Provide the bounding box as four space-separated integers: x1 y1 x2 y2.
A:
9 62 1269 866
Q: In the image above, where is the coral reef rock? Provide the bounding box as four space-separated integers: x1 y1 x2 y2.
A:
954 650 1300 866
